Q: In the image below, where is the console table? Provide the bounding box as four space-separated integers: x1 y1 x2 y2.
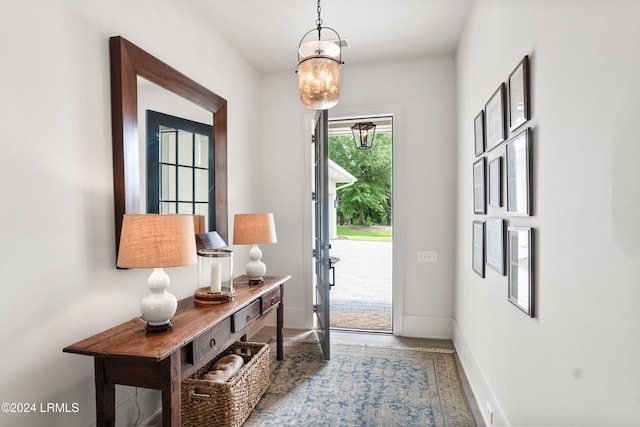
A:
63 275 290 427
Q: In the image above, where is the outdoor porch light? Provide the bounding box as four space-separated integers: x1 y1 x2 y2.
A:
296 0 343 110
351 122 377 149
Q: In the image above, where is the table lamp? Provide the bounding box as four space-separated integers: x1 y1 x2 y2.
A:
117 214 197 332
232 213 277 285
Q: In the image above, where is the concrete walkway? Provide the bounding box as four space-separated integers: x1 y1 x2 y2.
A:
328 239 392 315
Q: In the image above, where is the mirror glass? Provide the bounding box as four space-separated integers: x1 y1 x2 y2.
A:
110 36 228 260
138 77 214 228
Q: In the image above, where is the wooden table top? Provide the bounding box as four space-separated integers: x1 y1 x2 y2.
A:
63 275 290 362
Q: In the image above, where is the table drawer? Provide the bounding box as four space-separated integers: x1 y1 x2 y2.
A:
192 317 231 364
232 300 261 332
261 286 281 315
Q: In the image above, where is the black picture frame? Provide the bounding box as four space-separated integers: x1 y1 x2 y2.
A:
485 218 505 275
508 55 530 132
485 83 506 152
474 111 485 157
506 128 532 216
473 157 486 214
507 226 534 317
488 157 502 208
472 221 485 278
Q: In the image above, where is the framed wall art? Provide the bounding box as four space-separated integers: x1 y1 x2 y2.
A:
473 157 486 214
472 221 485 278
488 157 502 208
506 128 532 216
485 218 505 275
508 55 530 132
474 111 485 156
507 226 534 317
484 83 506 152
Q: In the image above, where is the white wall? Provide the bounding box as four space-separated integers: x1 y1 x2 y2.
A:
454 0 640 425
259 56 458 337
0 1 260 426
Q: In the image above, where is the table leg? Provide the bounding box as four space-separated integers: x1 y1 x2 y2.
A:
161 352 181 426
95 358 115 427
277 285 284 360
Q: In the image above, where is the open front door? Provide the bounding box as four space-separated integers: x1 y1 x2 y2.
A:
313 109 331 360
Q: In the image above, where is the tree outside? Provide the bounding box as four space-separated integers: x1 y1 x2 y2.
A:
329 132 392 230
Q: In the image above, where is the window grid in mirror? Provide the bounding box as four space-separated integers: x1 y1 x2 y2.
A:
147 110 214 228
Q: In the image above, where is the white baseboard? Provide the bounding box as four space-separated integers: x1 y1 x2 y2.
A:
452 320 508 426
401 315 453 339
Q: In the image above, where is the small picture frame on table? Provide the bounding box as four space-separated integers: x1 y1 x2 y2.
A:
472 221 485 278
485 84 506 152
506 128 532 216
488 157 502 208
508 55 530 132
485 218 505 275
473 157 486 214
474 111 485 157
507 226 534 317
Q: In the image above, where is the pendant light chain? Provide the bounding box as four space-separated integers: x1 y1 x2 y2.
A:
316 0 323 39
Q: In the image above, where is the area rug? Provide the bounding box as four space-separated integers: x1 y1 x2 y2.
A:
243 340 476 427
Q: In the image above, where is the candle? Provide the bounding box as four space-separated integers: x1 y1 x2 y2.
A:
210 263 222 293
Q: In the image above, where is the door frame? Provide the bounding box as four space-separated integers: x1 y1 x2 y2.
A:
302 104 405 335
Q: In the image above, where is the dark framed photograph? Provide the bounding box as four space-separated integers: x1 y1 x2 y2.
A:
484 83 506 151
485 218 505 275
508 55 530 132
488 157 502 208
472 221 485 278
473 157 486 214
507 226 534 317
474 111 485 156
506 128 532 216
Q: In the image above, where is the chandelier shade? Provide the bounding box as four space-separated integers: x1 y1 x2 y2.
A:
296 0 343 110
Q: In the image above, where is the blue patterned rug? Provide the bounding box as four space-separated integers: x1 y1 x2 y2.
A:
244 340 476 427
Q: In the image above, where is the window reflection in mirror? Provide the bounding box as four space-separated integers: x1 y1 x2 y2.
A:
146 110 214 231
137 77 215 230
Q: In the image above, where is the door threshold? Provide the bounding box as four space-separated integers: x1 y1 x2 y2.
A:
331 326 392 335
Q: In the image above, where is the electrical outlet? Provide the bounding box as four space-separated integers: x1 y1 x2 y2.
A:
416 251 438 263
486 402 494 425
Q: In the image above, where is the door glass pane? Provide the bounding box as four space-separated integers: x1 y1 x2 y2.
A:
160 202 176 214
160 127 176 163
178 130 193 166
160 165 176 200
178 202 193 214
178 166 193 201
195 168 208 202
195 134 209 168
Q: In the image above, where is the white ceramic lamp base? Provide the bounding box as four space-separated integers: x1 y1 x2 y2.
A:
141 268 178 332
246 244 266 285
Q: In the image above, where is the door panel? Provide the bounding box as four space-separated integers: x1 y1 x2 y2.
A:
313 110 331 360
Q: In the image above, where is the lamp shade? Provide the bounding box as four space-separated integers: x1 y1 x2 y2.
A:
233 213 277 245
117 214 197 268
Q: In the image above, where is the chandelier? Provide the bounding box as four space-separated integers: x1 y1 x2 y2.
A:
296 0 343 110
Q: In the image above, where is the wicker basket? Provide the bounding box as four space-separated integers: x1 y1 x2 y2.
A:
181 342 270 427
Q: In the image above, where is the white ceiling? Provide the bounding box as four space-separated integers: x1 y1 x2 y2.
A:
184 0 473 73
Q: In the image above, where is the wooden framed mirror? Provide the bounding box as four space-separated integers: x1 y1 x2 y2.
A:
110 36 228 259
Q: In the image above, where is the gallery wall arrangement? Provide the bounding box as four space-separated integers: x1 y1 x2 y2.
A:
472 55 535 317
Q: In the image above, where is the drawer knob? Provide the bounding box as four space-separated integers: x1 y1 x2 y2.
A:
270 297 276 306
209 338 216 348
245 314 251 323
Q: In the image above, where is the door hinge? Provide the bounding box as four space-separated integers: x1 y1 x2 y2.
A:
312 249 317 258
313 304 318 312
311 135 316 144
312 191 316 201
